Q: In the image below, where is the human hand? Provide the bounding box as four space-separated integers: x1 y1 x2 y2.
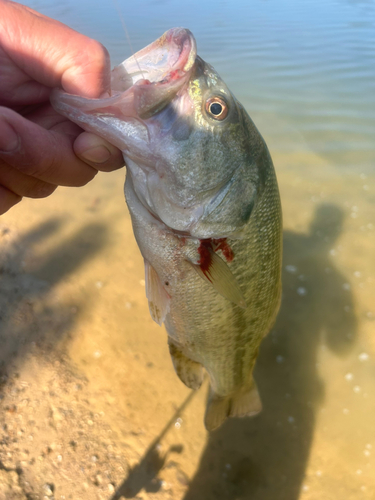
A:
0 0 124 214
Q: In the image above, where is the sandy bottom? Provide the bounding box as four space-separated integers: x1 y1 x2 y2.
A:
0 146 374 500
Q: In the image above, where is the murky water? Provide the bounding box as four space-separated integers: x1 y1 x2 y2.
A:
1 0 374 498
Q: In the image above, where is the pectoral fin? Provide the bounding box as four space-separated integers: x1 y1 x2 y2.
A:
188 249 246 308
144 260 170 326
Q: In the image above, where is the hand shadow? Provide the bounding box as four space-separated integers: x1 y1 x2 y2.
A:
182 203 357 500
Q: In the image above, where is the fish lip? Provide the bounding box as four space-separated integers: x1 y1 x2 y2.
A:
50 28 197 151
158 27 197 76
111 28 197 91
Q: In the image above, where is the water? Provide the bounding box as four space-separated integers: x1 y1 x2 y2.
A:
1 0 374 498
28 0 375 174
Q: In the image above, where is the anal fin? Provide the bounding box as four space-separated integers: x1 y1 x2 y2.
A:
204 381 262 431
169 342 203 390
144 260 170 326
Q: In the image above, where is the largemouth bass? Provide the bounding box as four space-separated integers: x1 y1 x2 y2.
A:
51 28 282 431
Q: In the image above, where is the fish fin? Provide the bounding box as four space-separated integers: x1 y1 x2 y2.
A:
228 381 262 418
144 260 170 326
169 342 203 390
204 392 231 432
188 249 246 308
204 382 262 431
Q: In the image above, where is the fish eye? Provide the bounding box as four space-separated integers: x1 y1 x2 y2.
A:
205 97 228 121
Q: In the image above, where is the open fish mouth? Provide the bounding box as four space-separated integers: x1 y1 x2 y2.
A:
51 28 197 127
111 27 197 92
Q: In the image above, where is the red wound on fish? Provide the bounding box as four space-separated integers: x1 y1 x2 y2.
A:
198 238 234 278
160 70 183 84
198 239 213 277
213 238 234 262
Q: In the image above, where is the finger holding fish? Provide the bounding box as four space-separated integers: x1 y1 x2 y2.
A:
0 0 125 215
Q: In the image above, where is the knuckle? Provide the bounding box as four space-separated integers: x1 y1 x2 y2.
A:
15 148 53 179
15 151 43 177
87 38 110 63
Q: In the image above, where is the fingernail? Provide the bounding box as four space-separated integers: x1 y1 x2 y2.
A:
0 119 20 152
80 145 111 164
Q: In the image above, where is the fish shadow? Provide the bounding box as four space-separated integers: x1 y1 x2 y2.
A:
181 203 358 500
0 217 109 372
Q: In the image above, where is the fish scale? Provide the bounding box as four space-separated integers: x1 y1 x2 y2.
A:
51 27 282 431
166 155 282 395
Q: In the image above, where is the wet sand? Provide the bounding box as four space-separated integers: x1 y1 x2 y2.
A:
0 147 374 499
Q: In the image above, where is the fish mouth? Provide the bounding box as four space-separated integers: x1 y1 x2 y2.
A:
111 28 196 93
50 28 197 152
110 27 197 119
51 28 196 124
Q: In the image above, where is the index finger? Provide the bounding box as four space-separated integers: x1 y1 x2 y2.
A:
0 0 110 97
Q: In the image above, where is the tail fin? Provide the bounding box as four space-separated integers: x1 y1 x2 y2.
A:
204 382 262 431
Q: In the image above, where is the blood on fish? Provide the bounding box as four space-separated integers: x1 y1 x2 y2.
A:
198 238 234 278
160 70 183 84
198 239 212 276
213 238 234 262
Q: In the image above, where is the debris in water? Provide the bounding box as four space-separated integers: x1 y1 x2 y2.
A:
285 265 297 274
175 417 183 429
358 352 369 362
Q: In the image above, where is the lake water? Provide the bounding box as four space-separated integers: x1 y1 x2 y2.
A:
29 0 375 175
1 0 374 498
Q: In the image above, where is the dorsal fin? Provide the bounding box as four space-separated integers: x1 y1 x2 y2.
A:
187 248 246 308
144 260 170 325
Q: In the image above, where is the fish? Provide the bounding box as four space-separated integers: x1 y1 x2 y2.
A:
51 28 282 431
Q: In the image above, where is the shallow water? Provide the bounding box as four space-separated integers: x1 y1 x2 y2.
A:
1 0 374 498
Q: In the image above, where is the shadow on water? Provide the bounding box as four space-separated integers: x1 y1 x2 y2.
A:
180 203 358 500
0 217 109 370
